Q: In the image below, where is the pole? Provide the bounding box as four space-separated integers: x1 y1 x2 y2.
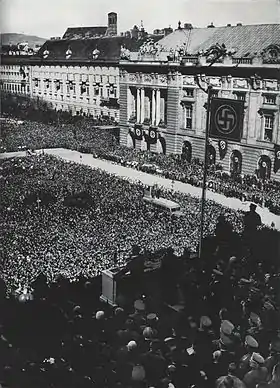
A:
198 85 212 258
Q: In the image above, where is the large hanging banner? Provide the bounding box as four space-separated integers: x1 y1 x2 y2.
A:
210 98 244 142
274 144 280 173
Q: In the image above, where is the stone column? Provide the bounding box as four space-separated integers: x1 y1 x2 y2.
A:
152 89 156 125
140 88 145 123
136 88 141 122
156 89 161 125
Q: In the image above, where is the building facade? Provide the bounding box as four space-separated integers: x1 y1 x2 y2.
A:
0 12 146 122
119 24 280 181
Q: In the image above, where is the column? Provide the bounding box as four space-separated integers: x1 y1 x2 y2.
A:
156 89 161 125
136 88 141 122
140 88 145 123
152 89 156 125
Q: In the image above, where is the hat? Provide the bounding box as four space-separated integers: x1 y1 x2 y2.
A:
249 312 261 325
200 316 212 328
220 320 234 335
114 307 124 316
147 313 158 322
250 352 264 365
168 364 176 373
213 350 222 361
245 335 259 349
134 299 145 311
73 305 81 313
95 311 105 320
127 340 137 351
143 327 154 339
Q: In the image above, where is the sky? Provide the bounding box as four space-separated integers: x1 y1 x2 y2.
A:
1 0 280 38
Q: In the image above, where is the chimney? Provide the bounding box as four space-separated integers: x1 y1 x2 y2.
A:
227 24 231 27
236 23 242 26
184 23 193 30
207 22 215 28
106 12 117 36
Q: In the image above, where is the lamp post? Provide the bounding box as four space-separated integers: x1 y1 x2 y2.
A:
198 85 212 259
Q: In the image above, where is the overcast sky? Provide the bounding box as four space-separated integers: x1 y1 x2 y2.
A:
1 0 280 38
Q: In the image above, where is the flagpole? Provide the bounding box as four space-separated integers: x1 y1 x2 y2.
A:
198 85 212 259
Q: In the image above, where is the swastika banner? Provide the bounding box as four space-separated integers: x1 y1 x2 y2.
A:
148 128 157 144
134 125 143 140
209 98 244 142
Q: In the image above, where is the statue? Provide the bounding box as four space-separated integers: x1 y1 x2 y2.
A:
120 45 131 60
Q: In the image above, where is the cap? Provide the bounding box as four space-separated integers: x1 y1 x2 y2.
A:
250 352 264 364
220 320 234 335
95 310 105 320
143 327 154 339
147 313 158 322
213 350 222 361
127 340 137 351
168 364 176 373
134 299 145 311
245 335 259 349
200 316 212 328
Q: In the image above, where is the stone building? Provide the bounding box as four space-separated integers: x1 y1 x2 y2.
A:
0 12 147 122
119 23 280 180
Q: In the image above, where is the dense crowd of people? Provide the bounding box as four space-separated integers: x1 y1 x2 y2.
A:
0 153 250 295
1 125 280 387
0 211 279 388
1 116 280 215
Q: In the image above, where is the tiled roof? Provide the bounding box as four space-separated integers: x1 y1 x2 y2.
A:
158 24 280 57
62 27 107 40
36 36 150 62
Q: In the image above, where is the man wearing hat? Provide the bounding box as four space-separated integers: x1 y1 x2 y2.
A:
243 352 268 388
243 203 262 252
238 335 259 379
264 338 280 380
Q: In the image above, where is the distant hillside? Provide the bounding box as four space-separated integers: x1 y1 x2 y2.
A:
0 33 46 47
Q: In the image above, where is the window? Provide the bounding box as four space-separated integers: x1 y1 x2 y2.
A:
184 88 194 97
100 87 103 97
263 114 274 141
263 94 276 105
185 105 193 129
234 92 246 101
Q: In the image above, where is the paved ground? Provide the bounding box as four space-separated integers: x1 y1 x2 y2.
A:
1 148 279 230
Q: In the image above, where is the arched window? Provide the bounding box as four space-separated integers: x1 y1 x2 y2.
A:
258 155 271 180
207 145 216 166
127 133 135 149
182 141 192 162
230 150 242 176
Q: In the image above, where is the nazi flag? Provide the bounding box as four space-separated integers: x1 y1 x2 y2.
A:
210 98 244 142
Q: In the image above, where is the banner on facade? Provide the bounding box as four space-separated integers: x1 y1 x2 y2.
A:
218 139 227 159
210 98 244 142
134 124 143 140
148 128 157 144
274 144 280 173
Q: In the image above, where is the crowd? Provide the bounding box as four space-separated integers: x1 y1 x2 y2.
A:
0 208 279 388
1 138 280 387
1 116 279 215
1 153 250 295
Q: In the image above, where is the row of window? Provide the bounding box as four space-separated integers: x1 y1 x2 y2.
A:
32 74 117 84
34 82 118 98
183 88 278 105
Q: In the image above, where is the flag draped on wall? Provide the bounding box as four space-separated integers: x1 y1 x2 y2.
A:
210 98 244 142
148 128 157 144
274 144 280 173
218 139 227 159
134 125 143 140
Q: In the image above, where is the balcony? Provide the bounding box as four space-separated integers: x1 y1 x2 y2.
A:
232 58 253 65
100 97 119 108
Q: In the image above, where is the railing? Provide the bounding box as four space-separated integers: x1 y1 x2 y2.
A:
232 58 253 65
181 56 199 64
